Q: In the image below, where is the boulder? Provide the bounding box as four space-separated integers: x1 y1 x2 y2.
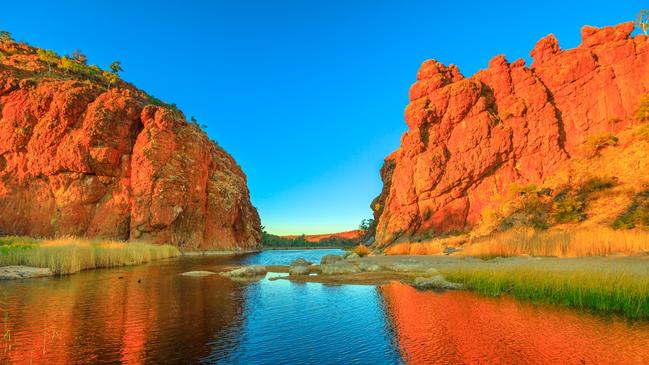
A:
320 254 343 265
320 262 360 275
0 266 53 280
290 258 312 266
358 261 382 272
412 275 464 290
220 265 267 278
289 265 310 276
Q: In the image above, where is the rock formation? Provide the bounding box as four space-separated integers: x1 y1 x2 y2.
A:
0 40 261 250
372 22 649 246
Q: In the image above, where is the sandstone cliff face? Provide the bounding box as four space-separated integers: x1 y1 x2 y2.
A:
373 22 649 246
0 42 261 250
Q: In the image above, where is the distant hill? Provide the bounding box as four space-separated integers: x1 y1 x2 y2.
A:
281 230 363 243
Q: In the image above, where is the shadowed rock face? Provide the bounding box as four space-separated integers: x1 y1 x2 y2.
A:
373 22 649 246
0 44 261 250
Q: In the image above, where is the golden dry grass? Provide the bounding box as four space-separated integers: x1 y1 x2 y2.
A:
0 236 180 275
385 241 445 255
461 227 649 258
353 244 371 257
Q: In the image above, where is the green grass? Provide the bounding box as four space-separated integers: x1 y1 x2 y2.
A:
443 262 649 318
0 236 180 275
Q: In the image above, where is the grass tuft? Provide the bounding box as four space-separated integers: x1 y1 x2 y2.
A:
0 236 180 275
443 263 649 318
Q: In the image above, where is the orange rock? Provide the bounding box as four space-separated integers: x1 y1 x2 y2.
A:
0 44 260 250
373 22 649 246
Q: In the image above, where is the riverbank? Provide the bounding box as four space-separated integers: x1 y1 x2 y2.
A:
0 236 180 276
261 254 649 318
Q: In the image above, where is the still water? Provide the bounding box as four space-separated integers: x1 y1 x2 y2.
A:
2 249 649 364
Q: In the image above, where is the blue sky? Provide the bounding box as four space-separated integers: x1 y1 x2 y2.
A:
1 1 645 234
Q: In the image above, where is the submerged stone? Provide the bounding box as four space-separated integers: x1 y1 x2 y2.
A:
181 271 217 277
0 266 53 280
220 265 267 278
412 275 463 290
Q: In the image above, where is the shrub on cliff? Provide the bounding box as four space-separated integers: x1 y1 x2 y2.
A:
637 124 649 142
612 190 649 229
582 132 618 157
353 244 371 257
60 56 88 75
637 94 649 121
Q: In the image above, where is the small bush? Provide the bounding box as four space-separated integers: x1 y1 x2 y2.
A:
637 124 649 142
583 132 618 157
353 244 371 257
579 177 615 194
612 190 649 230
553 196 586 223
636 94 649 122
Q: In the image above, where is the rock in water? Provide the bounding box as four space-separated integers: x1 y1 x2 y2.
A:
180 271 217 277
0 266 53 280
320 254 343 265
412 275 463 290
372 22 649 247
220 265 267 278
289 265 310 276
0 40 261 251
320 262 360 275
290 258 312 266
358 261 382 272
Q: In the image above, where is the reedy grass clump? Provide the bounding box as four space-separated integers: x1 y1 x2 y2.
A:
0 236 180 275
442 263 649 318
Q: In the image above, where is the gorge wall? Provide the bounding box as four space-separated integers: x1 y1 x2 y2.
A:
0 41 261 250
372 22 649 246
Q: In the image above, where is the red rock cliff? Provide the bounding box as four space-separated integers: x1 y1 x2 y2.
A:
0 41 261 250
373 22 649 246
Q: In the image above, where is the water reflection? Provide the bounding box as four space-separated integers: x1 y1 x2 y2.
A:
380 282 649 364
1 257 247 364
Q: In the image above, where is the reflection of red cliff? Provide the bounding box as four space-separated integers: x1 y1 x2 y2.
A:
373 22 649 245
380 282 649 364
0 42 260 250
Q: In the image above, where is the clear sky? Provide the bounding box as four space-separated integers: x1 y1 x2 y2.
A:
1 1 645 235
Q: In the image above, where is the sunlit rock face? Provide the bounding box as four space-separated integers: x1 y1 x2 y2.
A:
373 22 649 246
0 42 261 250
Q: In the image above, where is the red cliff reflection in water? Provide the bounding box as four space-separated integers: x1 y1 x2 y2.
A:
380 282 649 364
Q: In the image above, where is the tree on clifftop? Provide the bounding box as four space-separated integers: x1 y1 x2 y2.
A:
104 61 123 89
637 10 649 35
0 31 11 42
109 61 123 74
70 49 87 64
37 49 60 75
